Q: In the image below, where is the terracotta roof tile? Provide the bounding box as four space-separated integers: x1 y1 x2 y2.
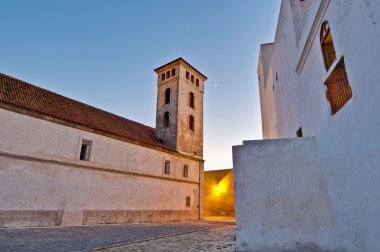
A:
0 73 160 147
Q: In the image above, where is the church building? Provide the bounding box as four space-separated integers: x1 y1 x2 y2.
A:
0 58 207 227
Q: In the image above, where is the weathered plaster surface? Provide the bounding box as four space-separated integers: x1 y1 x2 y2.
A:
177 63 204 157
233 138 335 251
290 0 312 45
0 210 62 227
257 43 277 139
234 0 380 251
0 108 202 227
156 69 179 150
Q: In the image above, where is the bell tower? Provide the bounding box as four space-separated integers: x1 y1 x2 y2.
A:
154 58 207 158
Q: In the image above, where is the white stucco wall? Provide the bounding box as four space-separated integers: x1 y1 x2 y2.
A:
233 134 380 252
233 137 336 251
257 43 277 139
290 0 312 45
234 0 380 251
266 1 380 249
0 108 202 226
266 0 380 139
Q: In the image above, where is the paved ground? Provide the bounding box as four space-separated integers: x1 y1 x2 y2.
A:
0 222 235 252
96 225 236 252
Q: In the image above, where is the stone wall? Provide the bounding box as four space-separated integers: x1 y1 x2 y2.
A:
82 210 198 225
204 169 235 217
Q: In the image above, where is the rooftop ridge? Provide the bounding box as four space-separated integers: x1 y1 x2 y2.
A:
0 72 158 147
0 72 154 131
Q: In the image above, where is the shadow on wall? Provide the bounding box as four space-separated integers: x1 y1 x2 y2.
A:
204 169 235 217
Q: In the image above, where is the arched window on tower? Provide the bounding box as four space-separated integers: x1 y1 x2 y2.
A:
189 92 195 108
165 88 170 104
189 115 194 131
320 21 336 71
163 111 170 127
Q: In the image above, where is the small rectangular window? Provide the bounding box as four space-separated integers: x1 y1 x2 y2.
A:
164 160 170 174
191 75 194 83
186 196 191 207
171 68 176 76
161 73 165 81
166 71 170 79
183 165 189 177
79 140 92 161
195 78 199 87
186 71 190 80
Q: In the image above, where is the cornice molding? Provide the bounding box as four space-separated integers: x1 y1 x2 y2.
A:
0 102 204 163
296 0 331 74
0 149 200 185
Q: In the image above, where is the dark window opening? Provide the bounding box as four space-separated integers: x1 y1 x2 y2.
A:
189 115 194 131
296 127 303 137
183 165 189 177
171 68 176 76
325 58 352 114
165 88 171 104
189 92 195 108
196 78 199 87
191 75 194 83
164 160 170 174
163 111 170 127
161 73 165 81
166 71 170 79
186 71 190 80
320 21 336 71
186 196 191 207
79 140 92 161
276 72 278 82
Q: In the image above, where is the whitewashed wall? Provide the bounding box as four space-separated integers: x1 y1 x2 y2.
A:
257 43 277 139
0 108 202 226
233 137 336 251
234 0 380 251
268 0 380 138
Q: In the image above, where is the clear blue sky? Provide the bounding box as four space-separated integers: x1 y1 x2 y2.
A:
1 0 280 170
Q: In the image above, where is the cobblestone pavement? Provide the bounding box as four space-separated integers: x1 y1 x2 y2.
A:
95 225 236 252
0 222 233 252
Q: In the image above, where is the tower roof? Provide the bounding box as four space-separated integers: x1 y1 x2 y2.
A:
154 57 208 80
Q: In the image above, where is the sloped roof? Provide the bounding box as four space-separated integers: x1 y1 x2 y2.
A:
0 73 160 147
